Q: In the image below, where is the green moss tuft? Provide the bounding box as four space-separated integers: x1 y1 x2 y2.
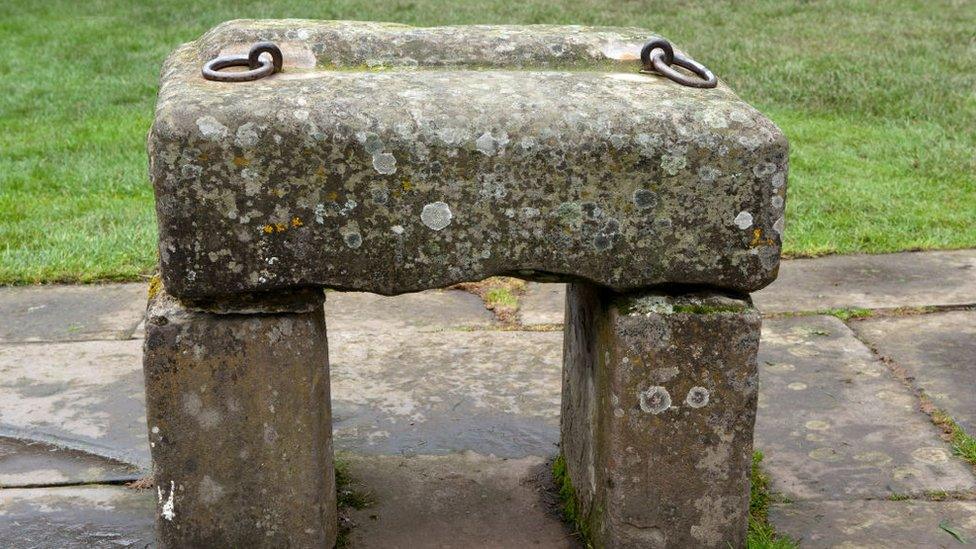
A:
551 454 593 547
818 307 874 321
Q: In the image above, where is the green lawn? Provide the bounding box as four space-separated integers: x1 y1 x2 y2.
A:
1 0 974 284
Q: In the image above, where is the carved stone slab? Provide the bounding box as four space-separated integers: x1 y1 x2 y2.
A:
150 21 787 298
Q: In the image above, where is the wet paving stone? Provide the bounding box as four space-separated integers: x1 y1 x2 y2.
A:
0 436 139 488
770 499 976 548
0 340 149 469
754 250 976 313
0 284 146 343
343 452 576 548
331 330 562 458
0 485 155 548
518 283 565 326
853 310 976 434
754 315 976 500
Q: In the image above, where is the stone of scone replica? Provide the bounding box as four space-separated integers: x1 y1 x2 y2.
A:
145 20 784 549
150 20 788 299
561 283 760 547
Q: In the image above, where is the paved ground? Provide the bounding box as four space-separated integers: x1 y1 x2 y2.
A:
0 250 974 547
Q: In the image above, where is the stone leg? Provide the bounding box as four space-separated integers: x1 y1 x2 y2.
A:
143 288 336 548
560 283 760 548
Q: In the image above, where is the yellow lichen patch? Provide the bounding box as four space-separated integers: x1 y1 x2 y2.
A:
291 216 304 228
751 228 774 247
197 153 209 162
263 225 275 234
315 165 327 177
401 179 413 192
147 274 163 300
326 191 339 202
275 223 287 233
272 188 287 198
233 155 249 168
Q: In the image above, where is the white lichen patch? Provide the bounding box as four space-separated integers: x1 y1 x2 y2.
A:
235 122 260 148
660 154 686 175
421 202 453 230
685 386 710 408
475 131 509 156
391 224 405 235
340 221 363 248
372 152 397 175
733 211 753 229
638 386 672 414
771 196 784 209
773 216 785 235
195 116 228 141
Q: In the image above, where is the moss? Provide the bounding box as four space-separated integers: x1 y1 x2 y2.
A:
818 307 873 321
551 454 593 547
672 303 747 315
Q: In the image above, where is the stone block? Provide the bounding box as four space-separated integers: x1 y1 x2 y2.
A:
150 21 787 299
561 283 760 548
143 289 336 547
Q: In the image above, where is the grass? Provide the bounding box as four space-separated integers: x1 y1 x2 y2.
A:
551 452 796 548
932 411 976 468
1 0 975 284
452 276 526 323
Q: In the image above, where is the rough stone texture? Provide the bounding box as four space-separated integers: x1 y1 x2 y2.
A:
150 20 787 299
143 289 336 547
770 500 976 548
0 436 140 488
561 283 760 548
753 249 976 313
344 453 577 548
853 310 976 434
0 339 149 469
755 315 976 500
0 283 145 343
520 282 566 326
0 485 155 548
326 288 493 332
331 329 561 457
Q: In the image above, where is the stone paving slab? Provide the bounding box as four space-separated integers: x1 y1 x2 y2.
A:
519 283 565 326
0 485 155 548
344 452 576 548
331 330 562 457
0 340 149 469
516 250 976 324
0 284 146 343
755 315 976 500
754 249 976 313
0 436 139 488
325 289 494 333
853 310 976 434
770 499 976 548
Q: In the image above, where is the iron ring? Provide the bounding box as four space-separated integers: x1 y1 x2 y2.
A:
202 42 283 82
649 50 717 89
640 38 674 69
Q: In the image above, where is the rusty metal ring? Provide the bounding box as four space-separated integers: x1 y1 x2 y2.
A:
202 42 282 82
648 49 717 89
640 38 674 68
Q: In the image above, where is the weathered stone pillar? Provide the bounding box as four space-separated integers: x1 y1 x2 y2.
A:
143 285 336 548
561 282 760 548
